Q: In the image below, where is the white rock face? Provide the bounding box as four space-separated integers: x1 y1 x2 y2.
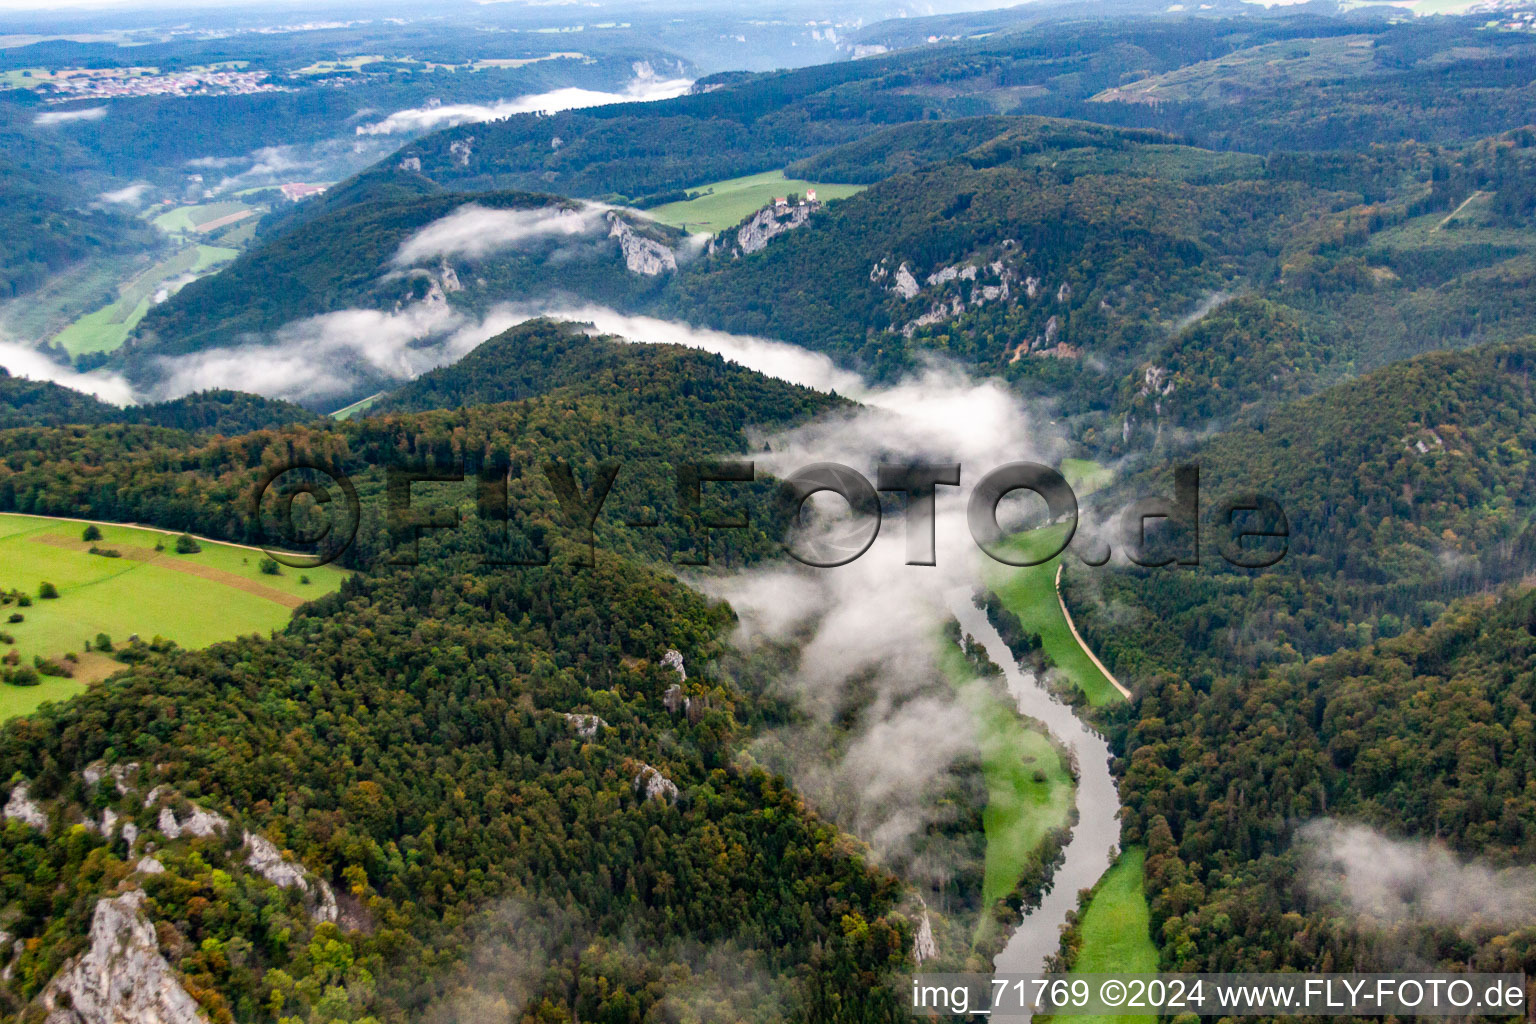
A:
608 214 677 275
661 648 687 681
449 136 474 167
4 782 47 830
242 832 338 924
913 907 939 964
135 857 166 876
563 713 608 739
736 203 814 255
634 764 680 803
892 262 921 299
40 891 206 1024
157 804 228 840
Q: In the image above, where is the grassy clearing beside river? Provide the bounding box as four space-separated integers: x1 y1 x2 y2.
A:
1044 847 1158 1024
985 524 1124 707
938 638 1073 937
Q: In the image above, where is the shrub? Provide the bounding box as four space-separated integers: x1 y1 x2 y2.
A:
95 632 113 652
16 594 30 607
299 575 311 585
259 557 281 576
2 650 17 666
33 656 69 678
1031 768 1049 784
81 524 102 542
7 613 22 624
38 582 59 600
88 546 122 558
0 632 11 644
174 534 201 554
6 666 39 686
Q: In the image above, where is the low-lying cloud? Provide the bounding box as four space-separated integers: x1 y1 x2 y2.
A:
356 76 692 136
392 204 604 265
491 307 1079 873
150 301 527 406
0 342 133 405
34 106 107 126
98 183 150 206
1299 818 1536 932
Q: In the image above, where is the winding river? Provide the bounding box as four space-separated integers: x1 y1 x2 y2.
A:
947 586 1122 1015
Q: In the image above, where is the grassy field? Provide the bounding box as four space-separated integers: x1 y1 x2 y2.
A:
330 391 385 420
53 243 237 356
1051 848 1158 1024
985 519 1126 708
0 515 349 721
939 644 1074 936
151 200 255 235
644 170 866 234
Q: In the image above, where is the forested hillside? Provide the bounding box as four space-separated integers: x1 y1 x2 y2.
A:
1076 337 1536 687
0 326 930 1020
0 374 313 433
0 553 911 1021
0 163 159 302
1118 586 1536 978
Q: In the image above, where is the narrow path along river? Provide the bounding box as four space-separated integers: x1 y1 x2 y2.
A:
947 586 1123 1016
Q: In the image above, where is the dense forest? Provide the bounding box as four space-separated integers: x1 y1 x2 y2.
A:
0 161 158 302
0 374 314 433
1118 586 1536 979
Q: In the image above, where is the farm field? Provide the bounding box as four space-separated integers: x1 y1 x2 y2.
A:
52 243 237 355
150 200 257 235
986 521 1127 707
643 170 865 234
0 515 349 720
1049 848 1158 1024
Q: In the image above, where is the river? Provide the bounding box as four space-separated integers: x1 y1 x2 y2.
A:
947 586 1123 1018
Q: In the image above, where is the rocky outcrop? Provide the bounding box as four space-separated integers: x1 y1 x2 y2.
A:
40 891 206 1024
243 832 338 923
563 713 608 739
146 790 337 922
661 648 687 681
891 262 921 299
913 905 939 964
608 214 677 275
156 803 227 841
735 202 815 255
4 782 46 831
449 136 474 167
634 764 679 803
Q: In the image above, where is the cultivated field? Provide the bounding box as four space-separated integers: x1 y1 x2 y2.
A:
53 243 237 356
644 170 865 234
0 515 348 720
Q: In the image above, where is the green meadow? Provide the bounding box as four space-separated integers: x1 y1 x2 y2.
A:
942 642 1075 909
984 523 1125 707
0 515 348 720
643 170 865 234
53 243 237 356
1047 848 1158 1024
